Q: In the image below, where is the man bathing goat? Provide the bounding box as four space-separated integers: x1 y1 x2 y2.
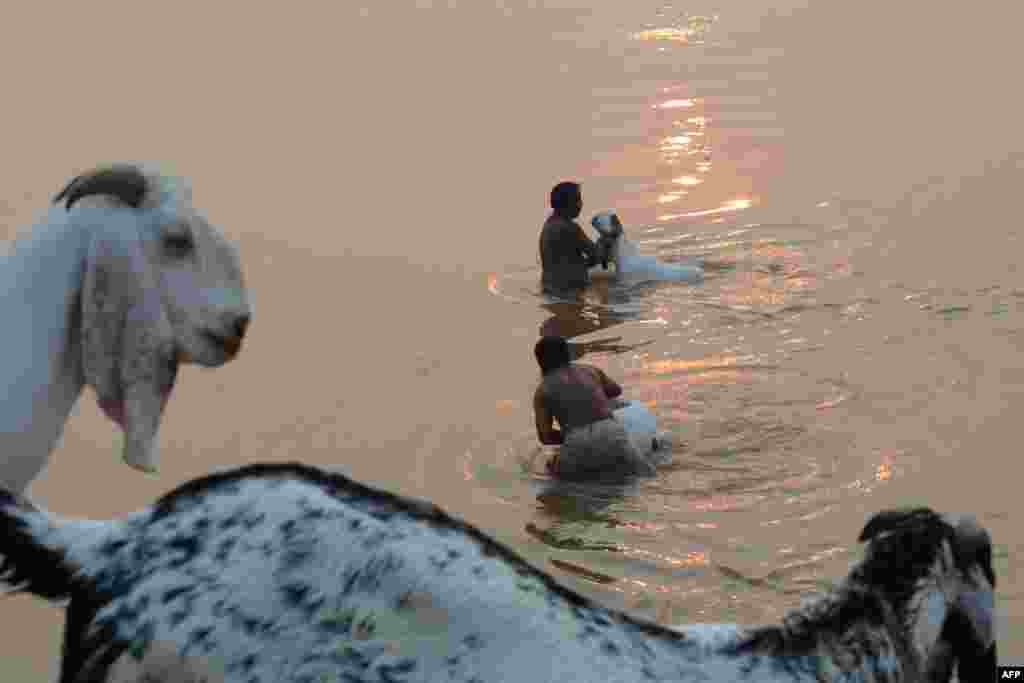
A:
533 335 661 480
539 179 704 293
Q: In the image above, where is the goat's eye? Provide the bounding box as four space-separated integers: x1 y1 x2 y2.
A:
163 233 193 257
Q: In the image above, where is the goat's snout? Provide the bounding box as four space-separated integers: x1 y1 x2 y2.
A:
231 313 251 340
199 312 251 361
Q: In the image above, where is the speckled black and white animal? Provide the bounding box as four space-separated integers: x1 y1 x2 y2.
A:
0 463 996 682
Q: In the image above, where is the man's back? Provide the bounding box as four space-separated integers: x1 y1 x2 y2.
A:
537 364 618 432
539 214 596 292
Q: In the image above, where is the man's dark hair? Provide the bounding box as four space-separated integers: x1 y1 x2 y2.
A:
550 182 581 212
535 336 572 374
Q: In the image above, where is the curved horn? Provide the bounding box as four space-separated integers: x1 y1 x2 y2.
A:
53 165 149 210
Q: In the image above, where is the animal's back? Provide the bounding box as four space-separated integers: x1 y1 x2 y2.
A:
611 237 703 284
52 465 705 682
3 466 987 682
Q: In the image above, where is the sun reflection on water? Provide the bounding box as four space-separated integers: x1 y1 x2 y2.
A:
631 14 718 46
659 198 755 221
658 98 698 110
476 7 914 630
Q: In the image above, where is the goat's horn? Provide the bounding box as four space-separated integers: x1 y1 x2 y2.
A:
53 165 149 210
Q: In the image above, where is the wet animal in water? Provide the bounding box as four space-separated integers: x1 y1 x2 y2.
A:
591 210 703 284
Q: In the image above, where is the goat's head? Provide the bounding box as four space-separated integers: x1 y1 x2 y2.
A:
54 163 251 474
591 210 624 270
857 508 996 683
591 210 624 240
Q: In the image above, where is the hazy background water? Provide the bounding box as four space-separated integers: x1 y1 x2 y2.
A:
1 0 1022 677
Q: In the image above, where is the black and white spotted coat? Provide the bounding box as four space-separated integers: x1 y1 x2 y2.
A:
0 463 997 682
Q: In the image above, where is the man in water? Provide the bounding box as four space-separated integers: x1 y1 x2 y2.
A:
539 181 604 293
533 336 656 479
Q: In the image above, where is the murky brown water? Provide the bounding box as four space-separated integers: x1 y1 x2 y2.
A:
1 0 1021 677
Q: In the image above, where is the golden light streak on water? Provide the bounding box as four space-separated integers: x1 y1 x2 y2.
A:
664 135 692 146
659 197 754 221
632 28 691 43
657 192 688 204
641 355 752 374
657 99 697 109
672 175 704 186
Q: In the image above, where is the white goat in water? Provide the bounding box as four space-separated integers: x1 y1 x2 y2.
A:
591 210 703 285
0 163 251 495
0 462 996 682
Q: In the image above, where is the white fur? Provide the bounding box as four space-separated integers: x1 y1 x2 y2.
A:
104 642 225 683
591 210 703 284
0 466 996 682
0 163 251 494
612 399 671 464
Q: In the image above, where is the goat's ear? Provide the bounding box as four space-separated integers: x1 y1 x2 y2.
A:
80 225 177 475
955 584 996 649
953 643 997 683
54 165 149 210
952 514 996 588
942 581 997 683
597 238 611 270
858 507 936 542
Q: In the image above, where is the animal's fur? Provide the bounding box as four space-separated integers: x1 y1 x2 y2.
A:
0 463 996 682
591 210 703 284
0 163 251 492
101 641 225 683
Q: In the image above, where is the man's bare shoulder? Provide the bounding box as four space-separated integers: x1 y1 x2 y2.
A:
546 214 587 233
574 363 604 377
581 364 620 389
542 214 566 233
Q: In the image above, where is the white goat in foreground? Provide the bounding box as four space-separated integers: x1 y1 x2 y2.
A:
0 462 996 682
591 210 703 284
0 163 251 494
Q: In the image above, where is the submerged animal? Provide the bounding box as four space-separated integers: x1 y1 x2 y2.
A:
591 210 703 284
612 399 671 465
0 163 251 494
0 462 996 682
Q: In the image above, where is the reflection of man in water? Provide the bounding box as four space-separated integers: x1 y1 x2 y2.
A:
539 181 602 293
539 297 653 360
533 336 655 480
